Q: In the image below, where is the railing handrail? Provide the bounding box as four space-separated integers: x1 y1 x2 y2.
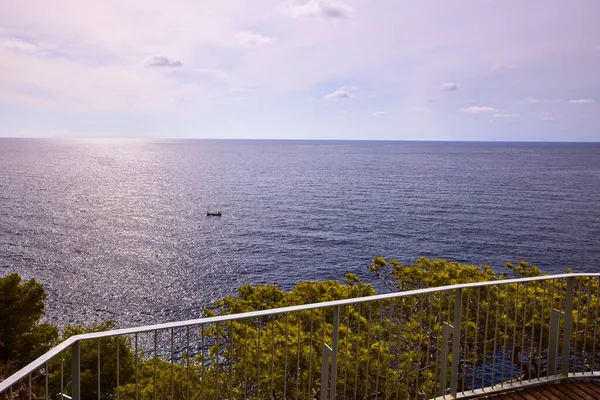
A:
2 272 599 392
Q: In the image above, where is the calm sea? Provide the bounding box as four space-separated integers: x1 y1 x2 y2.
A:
1 139 599 327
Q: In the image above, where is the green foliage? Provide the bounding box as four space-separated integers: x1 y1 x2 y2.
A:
0 273 58 368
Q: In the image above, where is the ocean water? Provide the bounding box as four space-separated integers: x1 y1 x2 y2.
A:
1 139 599 327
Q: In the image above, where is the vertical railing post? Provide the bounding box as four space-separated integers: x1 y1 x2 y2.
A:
547 309 562 376
561 277 575 376
450 288 463 397
320 344 332 400
71 341 81 400
330 306 340 400
438 323 452 396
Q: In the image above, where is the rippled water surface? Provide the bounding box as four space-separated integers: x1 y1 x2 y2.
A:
1 139 599 327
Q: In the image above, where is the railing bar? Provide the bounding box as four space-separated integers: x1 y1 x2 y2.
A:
28 372 31 400
364 302 373 400
135 333 139 400
354 303 361 400
562 277 575 376
510 283 519 384
97 338 100 400
297 311 302 400
383 300 391 400
450 288 463 397
491 286 500 388
343 305 350 400
472 287 481 392
229 320 233 399
117 335 120 400
216 322 221 400
409 296 417 398
575 277 582 374
501 284 509 387
423 295 433 399
520 282 528 383
308 309 314 400
60 349 63 400
331 305 340 400
593 277 600 373
271 315 276 398
154 330 157 400
375 301 384 400
284 312 289 399
529 281 537 384
396 297 405 400
433 292 442 399
537 279 547 381
201 325 205 400
45 360 48 400
462 288 471 395
186 325 190 400
414 295 421 400
584 277 591 373
481 287 490 390
170 327 174 400
244 321 248 400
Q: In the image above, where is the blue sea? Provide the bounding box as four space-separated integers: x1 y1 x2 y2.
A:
1 139 599 327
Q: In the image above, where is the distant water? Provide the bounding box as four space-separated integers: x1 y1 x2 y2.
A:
1 139 599 327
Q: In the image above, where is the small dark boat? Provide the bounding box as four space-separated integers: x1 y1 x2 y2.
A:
207 211 222 216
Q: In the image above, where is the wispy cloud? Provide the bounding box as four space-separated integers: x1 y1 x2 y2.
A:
515 97 560 104
460 106 497 114
324 89 350 100
493 113 519 119
233 31 273 46
567 98 594 104
373 111 386 116
0 37 42 54
410 107 431 112
439 82 458 92
283 0 356 20
491 62 518 72
144 56 183 68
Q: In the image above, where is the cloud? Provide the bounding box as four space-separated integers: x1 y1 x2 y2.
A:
460 106 497 114
0 37 41 54
144 56 183 68
373 111 386 116
410 107 431 112
542 116 554 121
515 97 559 104
491 62 519 72
567 98 594 104
324 89 350 100
233 31 273 46
493 113 519 118
439 82 458 92
283 0 356 20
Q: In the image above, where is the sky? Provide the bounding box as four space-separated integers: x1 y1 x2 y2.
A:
0 0 599 141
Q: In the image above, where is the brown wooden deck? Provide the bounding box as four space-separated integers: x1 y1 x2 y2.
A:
475 380 600 399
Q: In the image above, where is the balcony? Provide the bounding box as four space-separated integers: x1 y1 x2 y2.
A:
2 273 599 399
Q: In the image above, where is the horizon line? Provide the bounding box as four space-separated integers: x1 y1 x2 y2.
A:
1 136 599 144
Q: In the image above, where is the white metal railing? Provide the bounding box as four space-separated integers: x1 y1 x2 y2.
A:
2 273 600 399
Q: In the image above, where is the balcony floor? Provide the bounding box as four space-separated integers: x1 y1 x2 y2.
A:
475 380 600 399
